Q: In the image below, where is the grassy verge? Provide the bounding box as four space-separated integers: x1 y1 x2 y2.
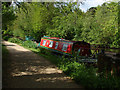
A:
27 47 120 89
2 44 10 88
7 37 120 89
2 44 9 69
8 37 61 65
23 47 62 65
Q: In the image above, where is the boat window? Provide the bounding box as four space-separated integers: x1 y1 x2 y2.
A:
55 42 58 49
77 49 81 56
62 44 68 51
49 41 53 47
43 40 46 46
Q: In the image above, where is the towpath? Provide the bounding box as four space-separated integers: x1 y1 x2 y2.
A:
2 41 83 88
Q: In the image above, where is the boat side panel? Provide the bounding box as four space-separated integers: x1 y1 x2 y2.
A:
40 38 73 55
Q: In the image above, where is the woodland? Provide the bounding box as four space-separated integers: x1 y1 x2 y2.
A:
2 1 120 89
2 1 120 48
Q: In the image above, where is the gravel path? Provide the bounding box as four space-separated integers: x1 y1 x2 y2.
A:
2 41 83 88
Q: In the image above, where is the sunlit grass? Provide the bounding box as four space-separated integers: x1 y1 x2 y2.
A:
7 39 120 89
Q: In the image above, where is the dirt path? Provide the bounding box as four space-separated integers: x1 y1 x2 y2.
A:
2 41 83 88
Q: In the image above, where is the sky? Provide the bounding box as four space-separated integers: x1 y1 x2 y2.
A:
79 0 112 12
12 0 114 12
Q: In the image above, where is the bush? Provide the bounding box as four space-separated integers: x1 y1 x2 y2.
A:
2 44 9 56
22 40 37 49
38 47 52 55
57 57 120 89
8 38 37 49
8 37 22 44
2 35 11 41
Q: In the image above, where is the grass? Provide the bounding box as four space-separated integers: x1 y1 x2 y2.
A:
26 47 61 65
2 44 10 88
25 46 120 89
2 44 9 67
7 37 120 89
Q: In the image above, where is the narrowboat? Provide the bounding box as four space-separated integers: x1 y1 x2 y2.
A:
38 36 91 57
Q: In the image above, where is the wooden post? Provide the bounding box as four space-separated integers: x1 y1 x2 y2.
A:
97 51 112 77
115 58 120 76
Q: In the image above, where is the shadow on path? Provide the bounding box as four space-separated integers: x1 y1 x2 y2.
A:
2 41 83 88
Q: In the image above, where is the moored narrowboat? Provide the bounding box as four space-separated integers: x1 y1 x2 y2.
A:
39 36 91 57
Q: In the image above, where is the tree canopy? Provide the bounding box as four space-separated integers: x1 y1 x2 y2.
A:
2 1 120 47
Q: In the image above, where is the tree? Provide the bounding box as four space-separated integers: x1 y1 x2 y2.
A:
12 2 57 41
47 2 84 40
95 2 118 46
2 2 17 40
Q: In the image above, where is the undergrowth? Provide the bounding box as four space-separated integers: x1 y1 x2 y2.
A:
8 38 22 44
8 38 37 49
8 37 120 89
2 44 10 88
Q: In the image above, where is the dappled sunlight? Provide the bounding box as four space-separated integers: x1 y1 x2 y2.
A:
3 41 30 52
12 66 62 77
2 41 81 88
12 72 33 77
44 67 62 74
36 76 72 83
10 46 30 52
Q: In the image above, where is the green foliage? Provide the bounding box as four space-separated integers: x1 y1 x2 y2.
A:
8 37 22 44
3 1 119 47
8 37 38 49
47 2 84 40
2 44 9 88
2 2 16 30
22 40 37 49
9 37 120 88
38 48 49 55
94 2 118 46
2 35 10 41
2 2 17 39
2 25 13 41
57 57 120 89
4 1 120 88
12 2 57 41
2 44 9 56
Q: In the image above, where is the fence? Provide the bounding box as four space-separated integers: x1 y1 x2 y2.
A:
92 44 120 77
78 44 120 77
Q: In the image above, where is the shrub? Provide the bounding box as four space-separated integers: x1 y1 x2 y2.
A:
2 44 9 56
2 35 11 41
22 40 37 49
38 47 52 55
8 37 22 44
57 57 120 89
